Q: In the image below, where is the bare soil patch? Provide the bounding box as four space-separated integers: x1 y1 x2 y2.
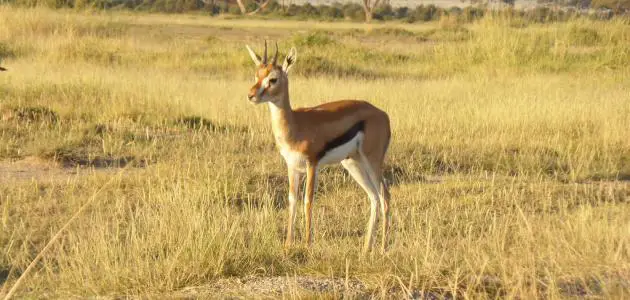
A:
0 156 133 184
168 275 371 298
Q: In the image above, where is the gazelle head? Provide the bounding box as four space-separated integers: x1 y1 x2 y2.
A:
245 41 296 104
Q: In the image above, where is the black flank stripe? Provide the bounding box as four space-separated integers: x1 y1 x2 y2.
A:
316 120 365 160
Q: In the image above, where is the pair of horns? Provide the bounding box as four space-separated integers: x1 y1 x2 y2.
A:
262 40 279 65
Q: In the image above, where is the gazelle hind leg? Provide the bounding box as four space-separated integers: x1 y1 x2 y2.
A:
378 179 390 251
341 158 380 253
303 165 318 246
357 149 390 252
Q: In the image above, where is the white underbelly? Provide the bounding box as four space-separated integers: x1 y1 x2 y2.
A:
279 132 364 171
318 132 364 166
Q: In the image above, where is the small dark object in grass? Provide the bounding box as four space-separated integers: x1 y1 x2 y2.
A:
175 115 248 133
1 106 58 123
176 115 221 131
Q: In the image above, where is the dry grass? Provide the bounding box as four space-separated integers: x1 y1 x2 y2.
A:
0 5 629 299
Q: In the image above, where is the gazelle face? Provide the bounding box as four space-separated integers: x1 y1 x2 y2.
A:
245 42 297 105
248 64 285 104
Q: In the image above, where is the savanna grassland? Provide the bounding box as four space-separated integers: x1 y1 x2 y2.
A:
1 5 630 299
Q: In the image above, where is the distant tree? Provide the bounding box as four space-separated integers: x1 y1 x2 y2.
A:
578 0 592 8
537 0 592 7
362 0 382 22
201 0 270 15
246 0 273 14
395 6 409 19
591 0 630 12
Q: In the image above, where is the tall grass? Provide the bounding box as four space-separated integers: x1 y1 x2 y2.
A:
0 6 629 298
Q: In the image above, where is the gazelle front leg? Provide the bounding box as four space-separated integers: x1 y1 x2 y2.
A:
304 164 318 246
285 167 301 248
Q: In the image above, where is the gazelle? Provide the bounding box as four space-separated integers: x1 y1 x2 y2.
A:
245 42 392 252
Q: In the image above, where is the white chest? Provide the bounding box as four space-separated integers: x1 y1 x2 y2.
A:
280 148 308 172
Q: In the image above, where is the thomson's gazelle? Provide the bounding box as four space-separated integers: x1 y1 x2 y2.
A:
245 42 392 252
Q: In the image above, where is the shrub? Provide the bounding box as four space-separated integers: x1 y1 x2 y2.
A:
291 31 336 47
228 4 242 15
263 0 282 14
297 3 318 18
245 0 258 13
395 7 409 19
459 6 485 23
373 4 394 20
369 27 416 37
568 26 601 46
342 3 364 21
318 4 343 19
448 6 463 16
409 4 441 22
285 4 300 16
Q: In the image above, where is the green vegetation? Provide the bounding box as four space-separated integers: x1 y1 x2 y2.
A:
4 0 630 22
0 6 629 299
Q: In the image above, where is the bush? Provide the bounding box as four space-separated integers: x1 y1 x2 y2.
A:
318 4 343 19
369 27 416 37
459 6 485 23
228 4 242 14
523 7 571 23
409 4 441 22
591 0 630 13
285 4 299 16
298 3 318 17
0 43 17 59
373 4 394 20
448 6 463 16
395 7 409 19
245 0 257 12
568 26 601 46
429 25 472 42
264 0 282 14
291 31 337 47
342 3 364 21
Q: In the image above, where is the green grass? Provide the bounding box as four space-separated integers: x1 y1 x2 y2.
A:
0 5 629 299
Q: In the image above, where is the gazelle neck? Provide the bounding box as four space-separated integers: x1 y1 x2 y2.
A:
267 87 296 143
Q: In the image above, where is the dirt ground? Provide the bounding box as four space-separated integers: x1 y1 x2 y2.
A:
164 275 444 299
0 156 125 184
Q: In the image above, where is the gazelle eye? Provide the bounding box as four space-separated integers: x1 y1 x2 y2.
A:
269 78 278 84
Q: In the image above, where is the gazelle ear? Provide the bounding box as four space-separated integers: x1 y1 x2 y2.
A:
245 45 261 66
282 47 297 74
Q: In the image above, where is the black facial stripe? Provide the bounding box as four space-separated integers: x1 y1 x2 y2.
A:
316 120 365 160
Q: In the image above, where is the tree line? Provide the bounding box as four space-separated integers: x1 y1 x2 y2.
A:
5 0 630 22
